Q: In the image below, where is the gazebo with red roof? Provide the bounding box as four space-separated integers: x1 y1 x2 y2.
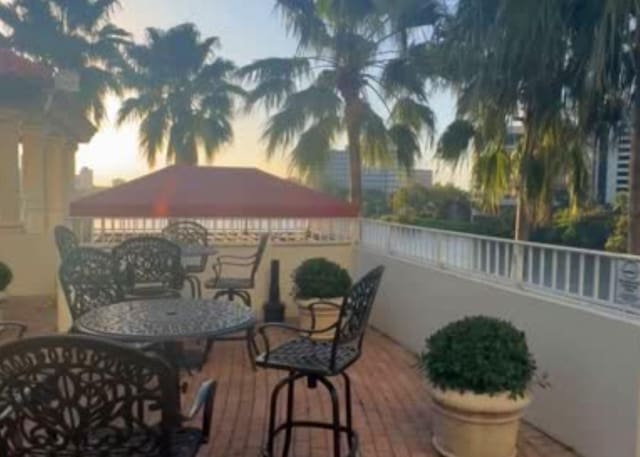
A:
69 165 358 243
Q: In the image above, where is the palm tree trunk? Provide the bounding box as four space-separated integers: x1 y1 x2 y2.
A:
515 121 533 241
628 80 640 253
345 99 363 212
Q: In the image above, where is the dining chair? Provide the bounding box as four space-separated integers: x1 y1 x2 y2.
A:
0 335 215 457
113 236 197 299
203 233 269 369
162 220 211 298
53 225 78 260
204 233 269 306
255 266 385 457
59 247 124 323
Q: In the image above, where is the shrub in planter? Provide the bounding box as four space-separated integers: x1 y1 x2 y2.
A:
293 258 352 340
421 316 537 457
0 262 13 302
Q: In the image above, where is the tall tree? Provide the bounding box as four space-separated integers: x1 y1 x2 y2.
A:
238 0 442 210
435 0 589 240
117 23 244 166
577 0 640 253
0 0 130 125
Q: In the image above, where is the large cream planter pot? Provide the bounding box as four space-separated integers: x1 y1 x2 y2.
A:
430 387 531 457
296 297 342 340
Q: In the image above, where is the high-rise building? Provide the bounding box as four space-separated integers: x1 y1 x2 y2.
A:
590 123 631 205
75 167 94 192
323 150 432 194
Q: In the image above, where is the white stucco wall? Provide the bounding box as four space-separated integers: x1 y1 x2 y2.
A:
358 247 640 457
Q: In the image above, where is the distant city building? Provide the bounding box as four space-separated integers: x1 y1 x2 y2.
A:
75 167 94 191
589 123 631 205
324 150 432 194
407 169 434 188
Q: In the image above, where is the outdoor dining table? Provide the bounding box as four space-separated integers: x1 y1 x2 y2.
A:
74 298 255 375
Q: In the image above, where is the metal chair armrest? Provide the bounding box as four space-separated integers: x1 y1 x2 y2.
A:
182 379 216 442
256 322 339 362
0 321 27 339
305 300 342 330
217 254 256 262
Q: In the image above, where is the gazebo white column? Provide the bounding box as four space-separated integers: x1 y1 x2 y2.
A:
45 135 77 229
0 119 21 228
21 126 47 232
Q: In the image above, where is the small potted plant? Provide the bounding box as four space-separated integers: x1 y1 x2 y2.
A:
421 316 537 457
293 258 352 340
0 262 13 304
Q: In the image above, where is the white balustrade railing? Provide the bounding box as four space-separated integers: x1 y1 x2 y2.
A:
360 219 640 317
68 217 358 246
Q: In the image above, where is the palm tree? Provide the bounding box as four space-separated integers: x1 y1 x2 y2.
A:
238 0 442 210
117 23 244 166
435 0 590 240
0 0 130 125
576 0 640 253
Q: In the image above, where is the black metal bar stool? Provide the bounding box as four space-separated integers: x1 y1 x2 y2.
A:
255 266 385 457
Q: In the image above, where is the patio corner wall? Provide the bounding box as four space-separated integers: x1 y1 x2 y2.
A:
357 247 640 457
0 232 58 296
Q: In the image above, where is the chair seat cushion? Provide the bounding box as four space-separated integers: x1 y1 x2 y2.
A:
256 338 358 375
204 277 253 290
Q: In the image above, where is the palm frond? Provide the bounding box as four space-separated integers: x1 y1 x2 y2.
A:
237 57 311 83
391 97 435 144
437 119 475 165
288 115 342 177
139 105 169 167
388 124 420 171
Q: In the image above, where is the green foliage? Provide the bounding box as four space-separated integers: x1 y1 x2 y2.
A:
532 208 613 250
118 23 243 166
421 316 536 398
0 262 13 291
0 0 130 125
606 194 629 253
391 184 471 221
292 258 352 299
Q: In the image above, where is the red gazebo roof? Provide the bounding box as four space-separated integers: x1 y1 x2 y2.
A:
70 165 358 218
0 48 51 81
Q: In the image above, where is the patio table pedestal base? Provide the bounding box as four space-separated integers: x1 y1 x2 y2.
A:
263 371 358 457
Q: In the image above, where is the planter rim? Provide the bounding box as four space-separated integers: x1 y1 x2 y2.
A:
295 297 343 308
430 386 531 414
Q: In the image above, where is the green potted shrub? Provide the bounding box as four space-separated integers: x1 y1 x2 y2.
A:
421 316 537 457
293 258 352 340
0 262 13 303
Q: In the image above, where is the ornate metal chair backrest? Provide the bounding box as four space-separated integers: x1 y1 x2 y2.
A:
59 247 124 321
112 237 185 294
54 225 78 260
329 266 385 371
249 234 270 284
162 220 209 270
0 335 180 457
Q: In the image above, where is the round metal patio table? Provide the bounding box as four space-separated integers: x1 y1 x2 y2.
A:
74 298 255 343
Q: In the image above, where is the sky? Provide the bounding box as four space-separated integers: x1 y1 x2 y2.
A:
76 0 461 187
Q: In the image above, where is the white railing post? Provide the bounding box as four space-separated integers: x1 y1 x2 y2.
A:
511 243 525 286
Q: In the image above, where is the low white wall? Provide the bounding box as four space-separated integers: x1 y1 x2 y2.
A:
358 247 640 457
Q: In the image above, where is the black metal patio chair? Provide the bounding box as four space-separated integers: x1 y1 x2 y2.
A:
204 233 269 306
255 265 385 457
203 234 268 369
0 322 26 342
113 236 198 299
162 220 211 298
0 335 215 457
54 225 78 260
59 247 124 324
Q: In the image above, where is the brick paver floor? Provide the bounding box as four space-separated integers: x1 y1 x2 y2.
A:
2 296 578 457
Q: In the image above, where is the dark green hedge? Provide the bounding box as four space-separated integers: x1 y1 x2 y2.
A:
0 262 13 291
421 316 536 398
292 258 352 299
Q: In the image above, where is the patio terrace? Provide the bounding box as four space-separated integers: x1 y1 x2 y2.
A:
2 296 576 457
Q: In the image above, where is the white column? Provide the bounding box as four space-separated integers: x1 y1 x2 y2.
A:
0 120 21 227
44 135 68 229
21 127 47 232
